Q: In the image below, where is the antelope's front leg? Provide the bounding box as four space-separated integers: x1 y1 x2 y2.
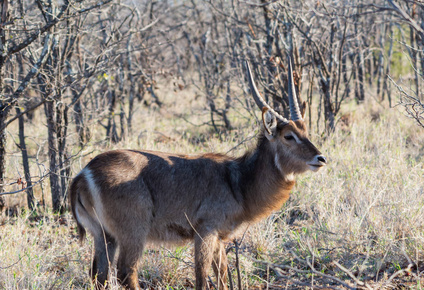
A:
212 241 228 290
195 230 218 289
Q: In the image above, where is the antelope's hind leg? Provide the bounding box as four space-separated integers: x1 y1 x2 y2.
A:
212 241 228 290
195 230 219 289
91 231 117 289
116 236 146 290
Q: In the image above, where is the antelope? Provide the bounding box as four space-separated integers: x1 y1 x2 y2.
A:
70 58 327 290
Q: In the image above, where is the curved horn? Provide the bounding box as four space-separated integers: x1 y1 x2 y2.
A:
287 55 303 121
245 61 289 124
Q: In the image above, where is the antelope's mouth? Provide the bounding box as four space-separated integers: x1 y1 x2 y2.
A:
307 160 327 172
308 163 325 168
307 163 325 172
307 155 327 172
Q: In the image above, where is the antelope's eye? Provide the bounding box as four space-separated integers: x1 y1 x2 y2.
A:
284 135 294 141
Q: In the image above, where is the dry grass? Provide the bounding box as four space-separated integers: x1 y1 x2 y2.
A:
1 84 423 289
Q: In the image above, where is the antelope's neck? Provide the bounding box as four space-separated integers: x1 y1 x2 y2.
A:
237 143 295 223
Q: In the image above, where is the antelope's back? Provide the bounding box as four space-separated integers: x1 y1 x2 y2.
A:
74 149 244 242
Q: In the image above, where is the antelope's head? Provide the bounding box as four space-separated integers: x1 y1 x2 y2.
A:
246 58 327 175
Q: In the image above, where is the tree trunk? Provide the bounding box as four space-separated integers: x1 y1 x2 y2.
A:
356 51 365 102
0 113 7 212
342 54 350 102
39 52 63 212
16 107 35 211
376 22 386 99
321 79 335 133
73 93 87 146
67 60 88 147
383 24 394 106
126 36 135 135
44 99 62 212
119 102 125 141
261 0 277 111
106 90 119 143
56 97 68 211
0 0 9 212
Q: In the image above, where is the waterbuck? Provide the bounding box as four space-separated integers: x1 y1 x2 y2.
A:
70 59 327 289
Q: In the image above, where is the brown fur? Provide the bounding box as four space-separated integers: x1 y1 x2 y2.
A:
70 112 325 289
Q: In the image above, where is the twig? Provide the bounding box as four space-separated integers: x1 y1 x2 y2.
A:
0 171 50 197
0 147 87 196
161 247 194 268
305 256 356 289
388 75 424 128
227 266 234 290
0 98 47 133
283 247 356 289
250 257 346 290
281 7 330 78
242 0 280 7
0 256 24 269
225 132 257 155
387 0 424 38
333 261 372 289
382 264 414 287
233 239 242 290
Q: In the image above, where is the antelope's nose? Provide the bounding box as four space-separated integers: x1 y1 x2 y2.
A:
317 155 327 164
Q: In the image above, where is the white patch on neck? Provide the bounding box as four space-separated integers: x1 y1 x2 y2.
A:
274 153 283 173
284 173 295 182
275 153 295 182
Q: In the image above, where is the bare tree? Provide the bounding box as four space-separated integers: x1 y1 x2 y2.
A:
1 0 423 213
386 0 423 127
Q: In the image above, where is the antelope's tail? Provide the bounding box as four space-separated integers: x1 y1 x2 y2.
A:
69 173 87 243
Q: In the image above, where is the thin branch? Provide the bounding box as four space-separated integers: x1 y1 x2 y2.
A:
333 261 373 290
0 98 47 133
281 6 330 78
0 256 24 269
7 5 68 55
7 0 114 56
0 33 52 127
0 146 86 196
388 75 424 128
387 0 424 38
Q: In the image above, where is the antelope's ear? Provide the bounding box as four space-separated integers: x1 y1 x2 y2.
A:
262 107 277 140
300 101 307 119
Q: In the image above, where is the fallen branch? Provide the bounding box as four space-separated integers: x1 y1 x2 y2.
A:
333 260 373 290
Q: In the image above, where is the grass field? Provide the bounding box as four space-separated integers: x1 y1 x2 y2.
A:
0 84 423 289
